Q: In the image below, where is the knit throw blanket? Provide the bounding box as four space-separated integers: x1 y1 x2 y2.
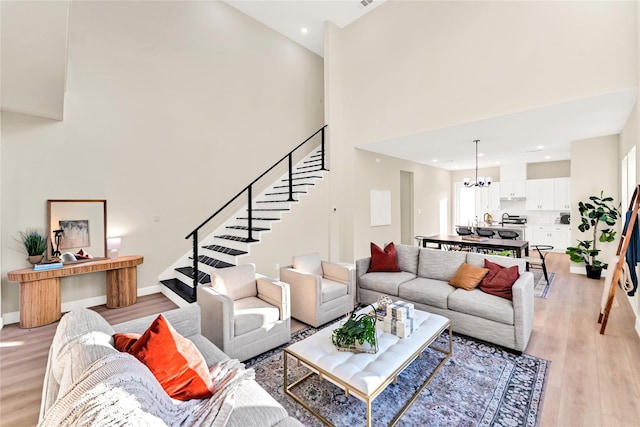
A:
38 353 255 427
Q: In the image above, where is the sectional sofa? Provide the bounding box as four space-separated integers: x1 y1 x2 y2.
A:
356 244 535 352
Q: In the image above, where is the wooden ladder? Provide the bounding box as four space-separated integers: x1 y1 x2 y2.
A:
598 184 640 334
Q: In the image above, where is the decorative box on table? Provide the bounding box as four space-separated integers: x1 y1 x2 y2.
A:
383 300 418 338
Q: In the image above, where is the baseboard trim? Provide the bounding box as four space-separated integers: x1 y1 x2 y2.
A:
1 285 164 326
160 287 193 308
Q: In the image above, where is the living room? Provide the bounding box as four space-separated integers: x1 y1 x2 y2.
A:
1 0 639 425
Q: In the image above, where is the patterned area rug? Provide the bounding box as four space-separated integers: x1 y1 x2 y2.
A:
246 324 549 427
533 271 555 298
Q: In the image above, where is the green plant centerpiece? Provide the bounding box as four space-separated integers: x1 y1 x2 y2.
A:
20 229 47 264
565 190 621 279
331 305 378 353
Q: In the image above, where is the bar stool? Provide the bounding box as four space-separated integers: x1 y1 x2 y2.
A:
455 226 474 236
475 228 496 238
497 230 520 240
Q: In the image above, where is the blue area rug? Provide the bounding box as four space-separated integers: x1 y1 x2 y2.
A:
246 323 549 426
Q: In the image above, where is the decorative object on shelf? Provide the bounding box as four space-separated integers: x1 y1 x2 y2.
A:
107 237 122 259
60 252 77 262
20 229 47 264
464 140 492 188
383 301 418 338
331 305 378 353
75 248 93 259
33 261 63 271
51 229 63 259
566 190 621 279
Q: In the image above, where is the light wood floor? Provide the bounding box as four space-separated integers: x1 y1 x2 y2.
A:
1 253 639 426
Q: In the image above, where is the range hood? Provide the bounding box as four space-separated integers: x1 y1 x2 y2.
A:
499 195 526 201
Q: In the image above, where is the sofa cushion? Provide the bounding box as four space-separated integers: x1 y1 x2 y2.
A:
211 264 257 301
117 314 214 401
449 263 489 291
234 296 281 336
398 277 456 309
395 244 420 275
479 259 520 300
368 242 401 272
418 249 467 281
448 288 514 325
292 253 323 276
321 278 347 303
358 271 416 296
466 252 526 274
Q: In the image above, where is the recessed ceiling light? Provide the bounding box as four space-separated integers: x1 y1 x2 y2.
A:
544 155 551 159
432 159 438 163
301 28 308 34
478 153 485 157
537 145 544 149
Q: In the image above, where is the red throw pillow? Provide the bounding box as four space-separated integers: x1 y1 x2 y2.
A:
113 314 213 401
479 259 519 300
367 242 401 273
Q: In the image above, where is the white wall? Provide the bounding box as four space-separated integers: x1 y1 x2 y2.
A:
325 0 636 262
1 1 323 320
569 135 621 274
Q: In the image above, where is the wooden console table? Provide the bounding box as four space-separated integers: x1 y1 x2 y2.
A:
7 255 144 328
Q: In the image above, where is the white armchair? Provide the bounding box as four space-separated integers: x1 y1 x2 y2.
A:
279 253 355 328
197 264 291 362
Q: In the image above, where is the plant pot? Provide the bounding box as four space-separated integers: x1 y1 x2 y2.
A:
27 255 44 265
586 265 603 280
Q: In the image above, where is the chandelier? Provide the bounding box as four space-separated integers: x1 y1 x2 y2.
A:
463 139 492 187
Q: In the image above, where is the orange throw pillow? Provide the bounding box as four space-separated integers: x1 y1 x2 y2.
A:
479 259 520 300
367 242 402 272
449 262 489 290
113 314 213 401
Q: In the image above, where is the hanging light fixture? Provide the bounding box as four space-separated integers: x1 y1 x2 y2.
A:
463 139 492 187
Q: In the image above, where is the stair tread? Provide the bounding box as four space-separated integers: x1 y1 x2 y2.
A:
202 245 248 256
273 183 315 189
197 255 235 268
175 266 210 284
226 225 270 231
281 176 322 181
214 235 258 243
255 200 295 204
249 208 290 211
160 278 196 303
236 217 280 221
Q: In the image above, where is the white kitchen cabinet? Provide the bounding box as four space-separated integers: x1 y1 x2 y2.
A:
475 184 501 212
526 179 555 210
531 225 569 252
554 177 571 210
500 181 526 199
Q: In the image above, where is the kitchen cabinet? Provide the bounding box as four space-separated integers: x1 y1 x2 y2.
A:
500 181 525 199
475 183 501 212
554 177 571 210
526 179 555 210
531 225 569 252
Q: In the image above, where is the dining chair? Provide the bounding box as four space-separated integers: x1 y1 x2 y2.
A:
525 245 553 283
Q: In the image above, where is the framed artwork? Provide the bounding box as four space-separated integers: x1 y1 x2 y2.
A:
58 220 90 249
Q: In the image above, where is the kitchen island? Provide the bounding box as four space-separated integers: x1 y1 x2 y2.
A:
457 223 527 240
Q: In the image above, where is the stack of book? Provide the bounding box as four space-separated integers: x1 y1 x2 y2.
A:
33 261 64 271
382 300 418 338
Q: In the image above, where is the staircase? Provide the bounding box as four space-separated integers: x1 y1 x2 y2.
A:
159 139 328 303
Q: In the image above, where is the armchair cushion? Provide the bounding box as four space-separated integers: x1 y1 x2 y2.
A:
321 278 348 303
211 264 257 301
292 253 323 276
234 297 281 336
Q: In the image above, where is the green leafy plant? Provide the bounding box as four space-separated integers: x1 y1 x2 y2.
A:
331 305 377 349
565 190 621 269
20 229 47 256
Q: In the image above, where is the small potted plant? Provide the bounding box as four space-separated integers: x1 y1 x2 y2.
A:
566 191 621 279
20 229 47 264
331 305 378 353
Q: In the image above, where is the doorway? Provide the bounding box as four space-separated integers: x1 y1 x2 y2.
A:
400 171 414 245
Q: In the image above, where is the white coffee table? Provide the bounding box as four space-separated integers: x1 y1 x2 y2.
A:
284 307 452 426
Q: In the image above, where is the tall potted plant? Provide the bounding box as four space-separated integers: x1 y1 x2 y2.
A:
565 191 621 279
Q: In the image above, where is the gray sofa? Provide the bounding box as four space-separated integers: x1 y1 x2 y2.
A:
39 304 302 426
356 244 534 352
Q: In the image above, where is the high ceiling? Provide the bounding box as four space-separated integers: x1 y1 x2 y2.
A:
225 0 637 171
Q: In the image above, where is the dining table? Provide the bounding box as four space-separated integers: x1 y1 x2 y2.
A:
420 234 530 258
